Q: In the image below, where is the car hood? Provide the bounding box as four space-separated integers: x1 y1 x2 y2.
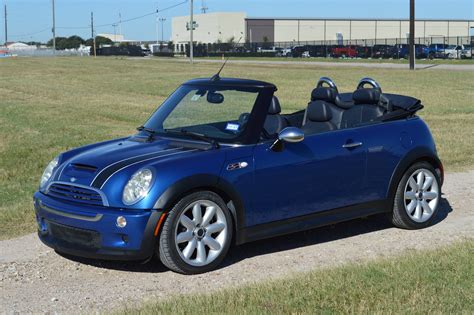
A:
53 136 201 188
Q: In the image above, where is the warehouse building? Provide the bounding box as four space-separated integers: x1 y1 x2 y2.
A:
172 12 246 49
172 12 473 49
246 18 473 43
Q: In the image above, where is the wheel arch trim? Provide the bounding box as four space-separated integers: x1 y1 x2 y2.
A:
152 174 246 243
387 146 443 202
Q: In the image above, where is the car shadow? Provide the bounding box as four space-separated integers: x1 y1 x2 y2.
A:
58 196 453 273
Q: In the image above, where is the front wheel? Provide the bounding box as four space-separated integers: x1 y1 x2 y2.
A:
158 191 233 274
392 162 441 229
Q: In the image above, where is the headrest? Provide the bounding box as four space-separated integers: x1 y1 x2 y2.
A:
311 87 337 102
306 101 333 122
268 96 281 114
353 89 381 105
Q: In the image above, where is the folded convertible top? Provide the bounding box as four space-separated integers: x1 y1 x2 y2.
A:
383 93 422 111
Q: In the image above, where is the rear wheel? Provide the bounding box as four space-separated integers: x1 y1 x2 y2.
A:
158 191 232 274
392 162 441 229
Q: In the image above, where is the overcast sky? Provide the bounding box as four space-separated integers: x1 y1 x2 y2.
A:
3 0 473 42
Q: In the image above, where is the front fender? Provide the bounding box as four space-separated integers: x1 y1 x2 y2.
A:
387 146 443 201
153 174 247 244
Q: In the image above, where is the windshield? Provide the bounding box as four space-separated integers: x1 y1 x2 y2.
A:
143 84 260 142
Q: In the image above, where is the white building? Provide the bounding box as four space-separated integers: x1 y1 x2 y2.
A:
6 42 37 50
172 12 473 47
172 12 246 50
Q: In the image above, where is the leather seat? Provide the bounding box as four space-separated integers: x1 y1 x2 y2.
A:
308 87 353 128
264 96 288 136
341 89 386 129
302 101 337 134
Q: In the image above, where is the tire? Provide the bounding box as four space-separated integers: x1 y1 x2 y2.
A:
158 191 233 274
392 162 441 229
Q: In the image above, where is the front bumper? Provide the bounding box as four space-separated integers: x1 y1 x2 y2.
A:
34 192 163 261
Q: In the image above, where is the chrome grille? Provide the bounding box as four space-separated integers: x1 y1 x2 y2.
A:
47 183 105 206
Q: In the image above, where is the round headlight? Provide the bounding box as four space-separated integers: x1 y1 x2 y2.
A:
122 168 153 205
40 157 59 188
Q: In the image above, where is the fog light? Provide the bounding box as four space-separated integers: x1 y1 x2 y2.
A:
116 216 127 228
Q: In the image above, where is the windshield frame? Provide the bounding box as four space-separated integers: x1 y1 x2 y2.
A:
141 81 275 145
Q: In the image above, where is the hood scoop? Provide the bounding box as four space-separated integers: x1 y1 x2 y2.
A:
71 163 98 172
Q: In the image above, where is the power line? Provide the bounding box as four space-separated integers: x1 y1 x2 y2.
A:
55 0 187 31
9 27 50 38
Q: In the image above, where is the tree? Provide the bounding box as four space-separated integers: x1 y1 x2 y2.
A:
167 41 174 52
85 36 113 47
46 35 85 50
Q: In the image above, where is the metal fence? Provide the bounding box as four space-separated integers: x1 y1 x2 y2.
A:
178 36 473 59
3 48 90 57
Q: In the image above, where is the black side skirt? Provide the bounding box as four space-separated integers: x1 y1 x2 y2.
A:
236 199 390 245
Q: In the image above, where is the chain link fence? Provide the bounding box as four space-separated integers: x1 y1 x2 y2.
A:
178 36 473 59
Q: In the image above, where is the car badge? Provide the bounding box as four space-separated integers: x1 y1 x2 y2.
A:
70 177 77 183
227 162 248 171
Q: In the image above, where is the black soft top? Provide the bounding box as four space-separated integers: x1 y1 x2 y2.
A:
183 77 277 90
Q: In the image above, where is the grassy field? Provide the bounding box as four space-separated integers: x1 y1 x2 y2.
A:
120 240 474 314
0 56 473 239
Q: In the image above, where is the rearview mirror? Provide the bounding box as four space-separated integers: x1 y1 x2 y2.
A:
207 92 224 104
271 127 304 151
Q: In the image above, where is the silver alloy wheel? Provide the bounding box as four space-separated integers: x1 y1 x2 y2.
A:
404 168 440 223
175 200 228 267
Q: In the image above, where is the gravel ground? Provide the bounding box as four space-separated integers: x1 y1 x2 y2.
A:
1 170 473 314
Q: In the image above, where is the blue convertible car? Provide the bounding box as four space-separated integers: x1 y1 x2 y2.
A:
34 76 443 274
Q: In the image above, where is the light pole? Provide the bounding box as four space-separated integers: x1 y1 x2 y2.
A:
409 0 415 70
159 18 166 43
52 0 56 51
189 0 194 63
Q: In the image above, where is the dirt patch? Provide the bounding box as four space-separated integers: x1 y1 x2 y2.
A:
1 170 473 314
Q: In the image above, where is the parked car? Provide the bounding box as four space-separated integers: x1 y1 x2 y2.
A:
356 46 373 58
392 44 429 59
35 75 443 274
371 45 394 58
444 45 464 59
428 43 449 59
461 44 472 59
331 45 358 58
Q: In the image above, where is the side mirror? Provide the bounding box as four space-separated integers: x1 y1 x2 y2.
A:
271 127 304 151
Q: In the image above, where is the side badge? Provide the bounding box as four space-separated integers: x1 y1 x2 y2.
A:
227 162 248 171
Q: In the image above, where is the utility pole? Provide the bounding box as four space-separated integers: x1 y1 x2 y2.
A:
52 0 56 51
119 13 122 36
159 17 166 42
155 14 159 44
409 0 415 70
91 12 96 57
189 0 194 64
4 4 7 45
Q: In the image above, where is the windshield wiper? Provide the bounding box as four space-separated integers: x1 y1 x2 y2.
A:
164 128 220 149
136 125 158 141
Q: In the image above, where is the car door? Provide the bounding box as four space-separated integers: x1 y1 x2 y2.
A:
248 128 366 226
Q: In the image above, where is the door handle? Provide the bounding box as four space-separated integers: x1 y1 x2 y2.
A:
342 142 363 149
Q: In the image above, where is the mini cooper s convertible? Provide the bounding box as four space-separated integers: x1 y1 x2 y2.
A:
34 76 443 274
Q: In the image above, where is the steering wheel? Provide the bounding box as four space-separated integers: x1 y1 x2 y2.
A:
316 77 338 92
356 77 382 92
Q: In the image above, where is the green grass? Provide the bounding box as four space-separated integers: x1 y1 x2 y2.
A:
0 56 473 239
119 240 474 314
194 55 474 65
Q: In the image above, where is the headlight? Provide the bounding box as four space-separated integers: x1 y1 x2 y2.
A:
40 156 59 189
122 168 153 205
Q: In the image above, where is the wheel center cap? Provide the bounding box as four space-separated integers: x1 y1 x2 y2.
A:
195 228 206 239
417 192 423 200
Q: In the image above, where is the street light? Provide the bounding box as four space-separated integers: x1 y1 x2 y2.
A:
409 0 415 70
159 17 166 43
